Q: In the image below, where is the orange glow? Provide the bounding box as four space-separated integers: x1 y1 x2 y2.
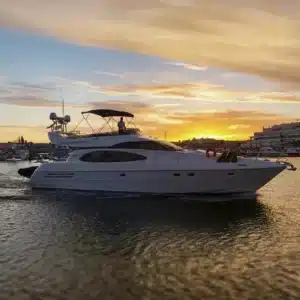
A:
0 99 294 143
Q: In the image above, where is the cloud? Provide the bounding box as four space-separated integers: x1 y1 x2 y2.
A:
75 98 295 140
0 95 64 107
170 110 283 123
9 81 55 91
100 82 218 99
99 82 300 103
0 98 293 142
0 78 86 108
144 109 293 141
221 72 239 79
1 0 300 84
86 100 182 129
166 62 208 71
228 124 250 130
0 79 58 107
7 76 297 109
153 103 182 108
94 71 125 79
88 100 155 114
258 92 300 103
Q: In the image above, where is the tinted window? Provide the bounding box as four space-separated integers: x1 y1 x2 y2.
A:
112 141 183 151
80 150 147 162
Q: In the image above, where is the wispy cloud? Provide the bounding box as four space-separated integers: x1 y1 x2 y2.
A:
166 62 208 71
0 96 294 141
153 103 182 108
1 0 300 84
0 95 63 107
99 82 300 103
228 124 250 130
88 100 155 114
0 78 84 107
94 71 125 79
221 72 239 79
144 109 293 140
12 76 298 108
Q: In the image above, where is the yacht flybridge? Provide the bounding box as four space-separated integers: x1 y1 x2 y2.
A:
18 109 296 195
47 109 142 149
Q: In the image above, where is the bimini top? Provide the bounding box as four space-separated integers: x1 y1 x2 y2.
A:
82 109 134 118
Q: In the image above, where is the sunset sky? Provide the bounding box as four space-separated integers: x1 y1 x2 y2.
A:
0 0 300 142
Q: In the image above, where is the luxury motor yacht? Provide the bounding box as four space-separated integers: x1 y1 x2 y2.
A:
18 109 296 195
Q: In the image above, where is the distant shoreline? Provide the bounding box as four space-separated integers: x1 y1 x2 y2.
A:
174 138 246 150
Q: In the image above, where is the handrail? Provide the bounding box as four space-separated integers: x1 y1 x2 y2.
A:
255 149 285 160
275 159 297 171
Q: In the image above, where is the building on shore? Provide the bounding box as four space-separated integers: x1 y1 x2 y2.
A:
174 138 245 151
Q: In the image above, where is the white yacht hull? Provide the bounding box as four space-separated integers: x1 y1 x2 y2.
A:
28 165 285 194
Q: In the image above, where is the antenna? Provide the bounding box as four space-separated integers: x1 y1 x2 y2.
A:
59 87 65 116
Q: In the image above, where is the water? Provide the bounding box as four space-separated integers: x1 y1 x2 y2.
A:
0 160 300 300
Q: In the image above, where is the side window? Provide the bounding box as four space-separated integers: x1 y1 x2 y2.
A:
80 150 147 162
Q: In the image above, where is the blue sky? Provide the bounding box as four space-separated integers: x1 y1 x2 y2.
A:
0 0 300 142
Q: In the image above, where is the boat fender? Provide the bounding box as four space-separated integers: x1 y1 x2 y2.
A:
206 149 216 158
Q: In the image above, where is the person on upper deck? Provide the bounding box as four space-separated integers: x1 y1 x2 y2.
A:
117 117 126 134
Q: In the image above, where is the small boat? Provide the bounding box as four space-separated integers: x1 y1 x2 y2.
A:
257 146 284 158
17 109 297 195
285 147 300 157
0 150 7 161
241 146 285 158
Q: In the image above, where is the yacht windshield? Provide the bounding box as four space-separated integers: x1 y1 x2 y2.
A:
112 140 183 151
156 140 183 151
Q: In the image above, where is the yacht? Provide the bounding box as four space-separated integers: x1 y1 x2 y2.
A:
17 109 296 195
240 121 300 157
0 150 7 161
285 147 300 157
6 145 30 162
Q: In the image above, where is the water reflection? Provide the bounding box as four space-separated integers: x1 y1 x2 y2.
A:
30 189 270 232
1 190 271 300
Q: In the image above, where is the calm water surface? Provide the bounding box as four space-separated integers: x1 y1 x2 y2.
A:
0 160 300 300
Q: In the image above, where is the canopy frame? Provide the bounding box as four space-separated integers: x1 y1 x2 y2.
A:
71 109 136 135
